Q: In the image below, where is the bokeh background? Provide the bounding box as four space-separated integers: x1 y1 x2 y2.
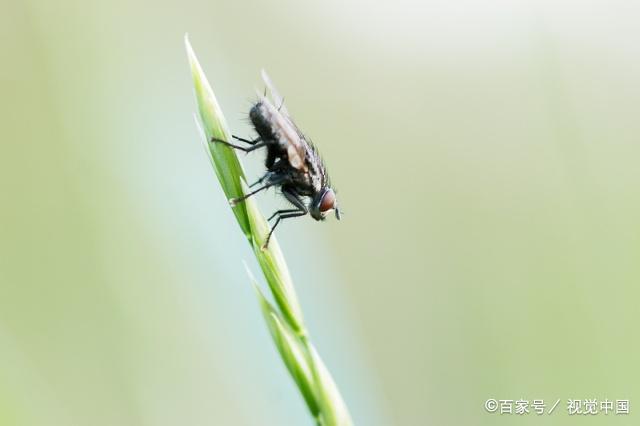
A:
1 0 639 425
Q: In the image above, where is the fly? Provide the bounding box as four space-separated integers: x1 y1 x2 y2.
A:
211 70 341 249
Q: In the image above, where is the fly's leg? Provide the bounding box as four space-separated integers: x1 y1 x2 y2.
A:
267 209 299 221
251 159 286 188
212 135 261 145
232 135 261 145
262 188 308 250
230 172 290 206
211 137 266 153
249 172 270 188
228 183 273 207
263 210 307 250
249 176 266 188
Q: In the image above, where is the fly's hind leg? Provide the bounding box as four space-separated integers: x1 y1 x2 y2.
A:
211 135 261 145
232 135 261 145
211 137 267 153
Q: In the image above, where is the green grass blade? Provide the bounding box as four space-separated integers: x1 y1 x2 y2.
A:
305 342 354 426
186 36 353 426
248 267 320 417
187 35 305 333
185 34 251 237
244 186 305 333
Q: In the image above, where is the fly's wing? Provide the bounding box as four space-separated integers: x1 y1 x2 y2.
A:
261 69 289 116
260 69 309 171
258 94 308 171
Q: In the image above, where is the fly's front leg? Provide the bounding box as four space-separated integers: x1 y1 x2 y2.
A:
267 209 299 221
263 210 307 250
262 188 308 250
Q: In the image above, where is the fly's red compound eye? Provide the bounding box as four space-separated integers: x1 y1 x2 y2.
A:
319 189 336 212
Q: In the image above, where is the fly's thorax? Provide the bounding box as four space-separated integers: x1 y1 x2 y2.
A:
287 169 314 195
308 167 323 193
304 147 326 193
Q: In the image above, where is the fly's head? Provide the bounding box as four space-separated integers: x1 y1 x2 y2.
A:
310 187 341 221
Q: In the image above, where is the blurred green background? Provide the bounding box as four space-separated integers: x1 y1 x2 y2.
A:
1 0 638 425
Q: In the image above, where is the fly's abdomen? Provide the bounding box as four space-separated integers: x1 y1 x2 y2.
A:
251 97 307 172
250 101 280 168
250 102 275 141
